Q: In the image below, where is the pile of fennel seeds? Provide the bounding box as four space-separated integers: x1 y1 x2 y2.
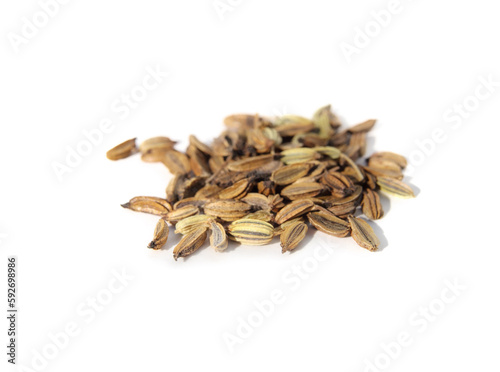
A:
107 105 415 260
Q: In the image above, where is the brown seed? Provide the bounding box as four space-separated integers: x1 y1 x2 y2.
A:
280 222 308 253
321 170 355 198
271 163 313 185
348 216 380 251
348 119 376 133
204 200 252 221
370 152 407 169
121 196 172 216
106 138 137 160
281 182 325 200
218 179 251 200
161 150 191 175
227 154 275 172
139 137 176 153
165 205 199 222
275 199 315 225
173 227 208 260
362 189 384 220
148 218 169 250
307 210 351 237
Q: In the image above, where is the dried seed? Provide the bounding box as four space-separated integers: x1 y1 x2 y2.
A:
174 215 212 235
370 152 407 169
363 166 404 180
139 137 176 153
280 222 308 253
165 205 199 222
281 182 325 200
173 227 208 260
162 150 191 175
218 179 251 200
194 184 222 199
241 193 270 211
271 163 313 185
189 135 213 156
173 197 210 210
121 196 171 216
243 210 273 222
227 154 275 172
377 177 415 198
321 170 355 198
307 210 351 237
275 199 315 225
106 138 137 160
315 146 341 160
204 200 252 221
362 189 384 220
348 119 376 133
280 148 318 165
148 218 169 250
209 220 228 252
228 219 274 246
340 153 364 182
274 116 315 136
348 216 380 251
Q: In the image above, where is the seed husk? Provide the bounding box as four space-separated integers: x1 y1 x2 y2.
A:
281 182 325 200
227 154 275 172
106 138 137 160
228 219 274 246
162 150 191 175
348 119 376 133
165 205 200 222
121 196 171 216
280 222 308 253
362 189 384 220
377 177 415 198
175 215 212 235
281 148 318 165
271 163 314 185
148 218 169 250
209 220 228 252
139 136 176 153
307 210 351 237
204 200 252 221
218 179 251 200
173 227 208 260
275 199 315 225
348 216 380 251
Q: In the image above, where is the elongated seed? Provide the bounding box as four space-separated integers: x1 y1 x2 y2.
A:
348 216 380 251
148 218 169 250
173 227 208 260
280 222 308 253
377 177 415 198
106 138 137 160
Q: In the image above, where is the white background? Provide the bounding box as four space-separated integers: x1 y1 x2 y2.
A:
1 0 499 371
